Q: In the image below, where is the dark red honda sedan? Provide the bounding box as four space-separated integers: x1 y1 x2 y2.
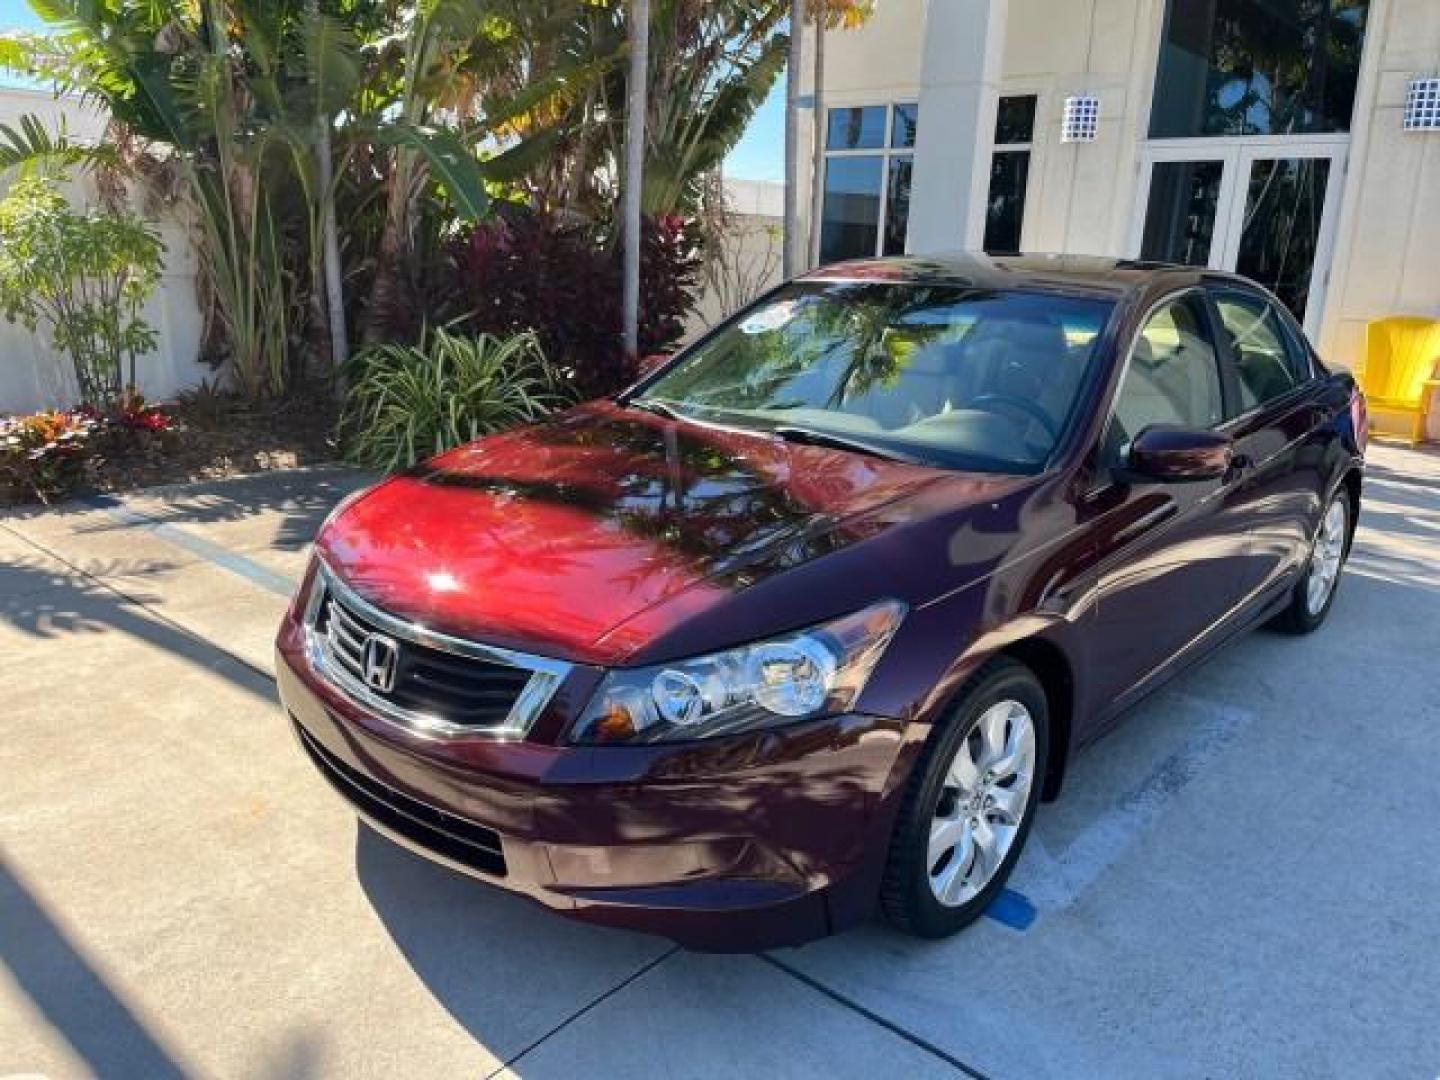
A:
276 254 1365 950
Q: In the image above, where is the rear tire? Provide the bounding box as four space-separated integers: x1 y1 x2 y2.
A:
880 658 1049 938
1271 486 1351 635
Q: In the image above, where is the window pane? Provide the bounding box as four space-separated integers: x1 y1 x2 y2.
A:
891 103 919 148
1111 296 1223 452
883 156 913 255
1149 0 1370 138
1233 157 1331 323
820 156 883 263
1139 160 1223 267
983 150 1030 255
995 95 1037 144
1214 292 1306 412
827 106 886 150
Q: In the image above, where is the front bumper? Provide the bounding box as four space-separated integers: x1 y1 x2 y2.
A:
275 621 913 951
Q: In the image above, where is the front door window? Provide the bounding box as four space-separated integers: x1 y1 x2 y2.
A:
1108 294 1225 461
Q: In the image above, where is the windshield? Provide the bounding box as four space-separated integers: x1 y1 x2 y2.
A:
637 281 1114 473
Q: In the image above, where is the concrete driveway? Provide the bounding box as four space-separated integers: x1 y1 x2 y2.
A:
3 443 1438 1079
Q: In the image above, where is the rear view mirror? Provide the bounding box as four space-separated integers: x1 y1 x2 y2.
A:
1126 425 1233 482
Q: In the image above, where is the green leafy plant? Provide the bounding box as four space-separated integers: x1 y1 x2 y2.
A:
340 328 568 471
0 176 163 407
0 408 102 504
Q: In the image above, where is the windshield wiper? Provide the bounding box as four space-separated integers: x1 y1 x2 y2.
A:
627 398 684 421
771 425 922 464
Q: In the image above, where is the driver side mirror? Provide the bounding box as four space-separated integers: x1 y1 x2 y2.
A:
1125 425 1233 482
637 353 672 377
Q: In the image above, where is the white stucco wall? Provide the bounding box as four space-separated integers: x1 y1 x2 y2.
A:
0 88 208 414
1000 0 1160 259
1318 0 1440 378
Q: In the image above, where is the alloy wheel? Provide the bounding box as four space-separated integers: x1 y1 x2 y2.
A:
1306 497 1348 616
927 699 1036 907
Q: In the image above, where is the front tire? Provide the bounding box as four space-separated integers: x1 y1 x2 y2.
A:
880 658 1049 938
1272 487 1351 635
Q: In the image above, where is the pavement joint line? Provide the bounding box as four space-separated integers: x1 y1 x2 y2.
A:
759 953 990 1079
0 519 277 689
79 494 299 599
486 944 682 1078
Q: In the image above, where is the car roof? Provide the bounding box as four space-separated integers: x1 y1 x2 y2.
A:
799 252 1257 301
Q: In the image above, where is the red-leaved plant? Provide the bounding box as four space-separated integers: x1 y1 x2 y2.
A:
0 409 102 504
444 211 701 399
2 393 176 505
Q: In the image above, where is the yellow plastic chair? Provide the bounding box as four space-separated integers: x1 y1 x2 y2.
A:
1358 316 1440 444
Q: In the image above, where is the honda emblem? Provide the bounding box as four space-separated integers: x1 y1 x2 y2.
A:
361 633 400 693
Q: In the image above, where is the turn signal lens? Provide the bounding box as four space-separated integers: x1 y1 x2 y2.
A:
569 600 906 744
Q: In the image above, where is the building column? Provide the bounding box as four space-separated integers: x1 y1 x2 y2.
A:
906 0 1009 253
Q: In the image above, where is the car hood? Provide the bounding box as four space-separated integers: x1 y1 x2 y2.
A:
317 401 1022 665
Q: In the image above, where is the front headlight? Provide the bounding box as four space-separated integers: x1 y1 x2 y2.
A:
569 600 906 744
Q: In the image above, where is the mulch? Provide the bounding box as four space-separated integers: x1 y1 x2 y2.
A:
2 384 342 507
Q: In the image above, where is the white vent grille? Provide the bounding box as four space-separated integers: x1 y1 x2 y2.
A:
1061 95 1100 142
1404 77 1440 132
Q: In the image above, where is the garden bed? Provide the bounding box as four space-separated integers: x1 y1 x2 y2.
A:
1 383 339 508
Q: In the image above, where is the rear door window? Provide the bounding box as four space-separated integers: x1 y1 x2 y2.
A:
1212 291 1311 415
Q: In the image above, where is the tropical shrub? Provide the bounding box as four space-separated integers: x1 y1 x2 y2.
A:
0 176 163 407
0 409 102 504
445 211 701 397
340 329 568 471
110 392 174 434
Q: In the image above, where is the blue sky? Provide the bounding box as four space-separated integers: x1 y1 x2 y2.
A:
0 0 783 181
726 82 785 183
0 0 39 31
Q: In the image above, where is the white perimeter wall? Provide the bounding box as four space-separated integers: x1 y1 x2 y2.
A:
687 178 785 338
0 88 208 414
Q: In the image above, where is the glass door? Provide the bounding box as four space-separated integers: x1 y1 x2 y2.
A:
1218 149 1342 331
1131 141 1346 336
1135 153 1233 270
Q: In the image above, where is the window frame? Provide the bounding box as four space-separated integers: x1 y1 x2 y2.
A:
1205 286 1319 423
817 102 918 263
1098 287 1233 468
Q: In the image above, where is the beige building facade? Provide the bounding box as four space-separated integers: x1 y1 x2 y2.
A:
798 0 1440 392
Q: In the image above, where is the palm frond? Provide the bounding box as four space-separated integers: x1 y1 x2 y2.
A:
0 114 124 177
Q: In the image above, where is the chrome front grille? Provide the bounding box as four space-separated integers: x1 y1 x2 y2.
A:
302 561 571 739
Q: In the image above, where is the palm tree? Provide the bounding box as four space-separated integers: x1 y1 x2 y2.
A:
808 3 873 265
622 0 650 360
782 0 804 278
309 0 347 375
808 3 825 270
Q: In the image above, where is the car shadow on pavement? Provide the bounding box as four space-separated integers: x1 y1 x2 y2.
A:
0 856 189 1080
352 823 671 1065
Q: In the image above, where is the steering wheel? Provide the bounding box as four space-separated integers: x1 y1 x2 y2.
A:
967 393 1059 442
